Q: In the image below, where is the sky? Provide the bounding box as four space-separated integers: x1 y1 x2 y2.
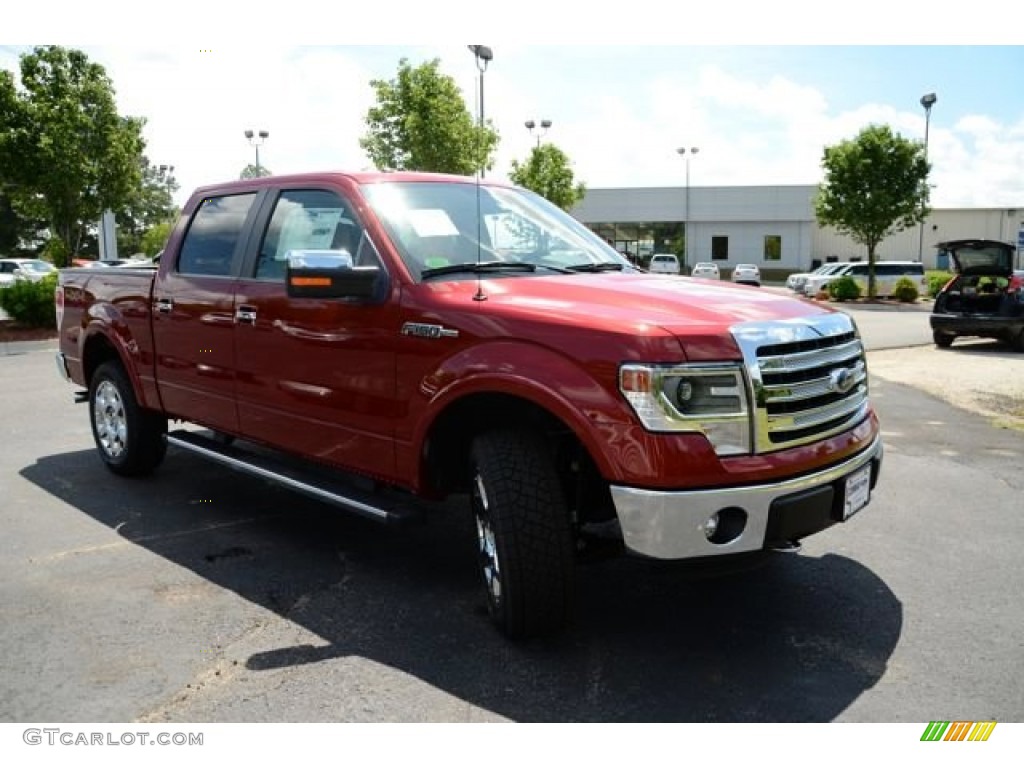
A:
4 5 1024 211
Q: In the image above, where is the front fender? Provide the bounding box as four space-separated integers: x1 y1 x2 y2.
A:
403 339 641 482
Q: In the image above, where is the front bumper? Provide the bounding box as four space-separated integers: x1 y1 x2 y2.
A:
610 436 883 560
55 351 71 382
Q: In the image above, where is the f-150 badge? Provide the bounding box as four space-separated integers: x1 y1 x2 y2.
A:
401 322 459 339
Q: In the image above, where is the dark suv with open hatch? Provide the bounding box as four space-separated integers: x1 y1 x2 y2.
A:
930 239 1024 351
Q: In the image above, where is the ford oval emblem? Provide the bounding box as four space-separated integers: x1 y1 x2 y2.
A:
829 367 856 394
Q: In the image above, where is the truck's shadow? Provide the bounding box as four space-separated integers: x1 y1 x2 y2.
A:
22 448 902 722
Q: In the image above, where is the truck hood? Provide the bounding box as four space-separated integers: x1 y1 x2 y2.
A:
938 239 1015 276
431 272 833 358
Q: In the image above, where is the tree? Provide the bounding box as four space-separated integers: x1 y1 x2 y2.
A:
0 46 146 266
140 220 173 257
815 124 930 298
0 189 47 256
239 163 271 179
117 158 178 256
360 58 498 176
509 144 586 211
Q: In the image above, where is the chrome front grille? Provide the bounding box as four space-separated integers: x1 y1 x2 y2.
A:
732 314 870 453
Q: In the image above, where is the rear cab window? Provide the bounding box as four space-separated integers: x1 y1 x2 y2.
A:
177 193 258 277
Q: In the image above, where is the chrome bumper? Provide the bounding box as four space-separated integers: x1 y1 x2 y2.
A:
610 436 883 560
55 352 71 382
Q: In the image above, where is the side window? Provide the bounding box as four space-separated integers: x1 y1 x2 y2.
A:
178 193 257 276
254 189 367 280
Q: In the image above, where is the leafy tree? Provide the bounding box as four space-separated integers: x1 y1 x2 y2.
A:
509 143 586 211
0 189 47 256
814 124 930 298
0 46 146 266
117 158 178 255
360 58 498 175
141 220 173 257
240 163 271 179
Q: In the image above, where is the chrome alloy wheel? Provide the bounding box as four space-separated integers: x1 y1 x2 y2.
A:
93 380 127 458
472 473 502 607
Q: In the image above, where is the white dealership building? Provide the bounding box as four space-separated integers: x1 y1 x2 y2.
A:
571 185 1024 276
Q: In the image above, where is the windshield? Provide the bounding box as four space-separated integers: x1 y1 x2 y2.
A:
22 260 55 273
360 181 631 280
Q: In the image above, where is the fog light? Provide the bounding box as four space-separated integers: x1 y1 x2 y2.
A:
705 507 747 545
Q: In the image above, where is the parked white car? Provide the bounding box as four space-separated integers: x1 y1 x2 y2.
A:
787 263 846 293
648 253 680 274
0 258 58 283
731 263 761 286
804 261 926 298
690 262 720 279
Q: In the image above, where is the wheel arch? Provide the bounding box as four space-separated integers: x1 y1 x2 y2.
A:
420 390 618 528
80 326 152 408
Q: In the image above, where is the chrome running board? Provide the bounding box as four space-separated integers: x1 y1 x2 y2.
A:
166 430 420 525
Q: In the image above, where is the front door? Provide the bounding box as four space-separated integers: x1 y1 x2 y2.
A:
232 186 398 480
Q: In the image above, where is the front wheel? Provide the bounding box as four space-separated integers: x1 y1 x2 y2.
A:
933 330 955 348
469 429 575 639
89 361 167 476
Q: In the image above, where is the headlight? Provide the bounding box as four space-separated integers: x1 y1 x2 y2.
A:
619 363 752 455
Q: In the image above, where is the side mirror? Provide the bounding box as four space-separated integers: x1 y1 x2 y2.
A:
285 249 383 300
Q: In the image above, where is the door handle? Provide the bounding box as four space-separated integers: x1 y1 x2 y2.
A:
155 298 173 314
235 305 257 324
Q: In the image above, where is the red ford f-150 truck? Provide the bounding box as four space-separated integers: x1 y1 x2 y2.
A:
56 171 883 638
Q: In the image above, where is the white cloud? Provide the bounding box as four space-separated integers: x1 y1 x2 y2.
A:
3 45 1022 211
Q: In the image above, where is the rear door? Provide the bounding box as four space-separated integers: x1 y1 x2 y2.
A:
153 191 262 432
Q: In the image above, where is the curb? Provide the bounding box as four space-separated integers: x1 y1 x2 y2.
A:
813 299 934 313
0 339 58 357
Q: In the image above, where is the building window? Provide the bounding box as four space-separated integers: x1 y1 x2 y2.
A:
711 236 729 261
764 235 781 261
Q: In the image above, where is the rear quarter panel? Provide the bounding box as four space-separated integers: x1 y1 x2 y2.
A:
59 268 159 408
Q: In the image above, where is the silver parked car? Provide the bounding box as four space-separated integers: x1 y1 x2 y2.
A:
0 258 58 284
690 262 720 279
731 263 761 286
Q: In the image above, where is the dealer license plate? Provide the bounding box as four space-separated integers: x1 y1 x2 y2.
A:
843 465 871 520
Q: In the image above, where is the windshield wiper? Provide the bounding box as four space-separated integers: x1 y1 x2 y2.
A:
565 263 625 273
420 260 538 279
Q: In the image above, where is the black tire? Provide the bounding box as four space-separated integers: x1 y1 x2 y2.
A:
933 330 955 348
469 429 575 639
1011 328 1024 353
89 361 167 476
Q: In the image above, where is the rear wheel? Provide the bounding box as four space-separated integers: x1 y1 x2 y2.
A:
469 429 575 639
933 330 955 348
89 361 167 476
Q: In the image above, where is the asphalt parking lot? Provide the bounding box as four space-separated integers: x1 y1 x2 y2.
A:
1 326 1022 723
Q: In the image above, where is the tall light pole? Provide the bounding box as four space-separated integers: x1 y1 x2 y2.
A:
244 129 269 176
468 45 493 177
677 146 699 270
917 92 936 263
525 119 552 148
